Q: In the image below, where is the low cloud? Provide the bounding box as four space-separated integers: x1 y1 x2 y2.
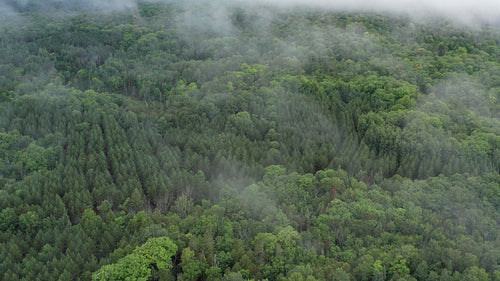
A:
180 0 500 27
2 0 499 27
89 0 136 11
0 1 19 15
249 0 500 25
0 0 136 13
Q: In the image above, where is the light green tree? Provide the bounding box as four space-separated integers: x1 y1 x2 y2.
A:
92 237 177 281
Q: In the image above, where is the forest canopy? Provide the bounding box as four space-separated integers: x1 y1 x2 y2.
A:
0 0 499 280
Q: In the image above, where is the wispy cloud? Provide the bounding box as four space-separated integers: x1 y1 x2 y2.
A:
176 0 500 26
2 0 499 27
0 0 137 13
250 0 500 25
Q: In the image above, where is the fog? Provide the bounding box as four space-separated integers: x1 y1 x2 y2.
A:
0 0 136 13
252 0 500 23
179 0 500 27
1 0 500 27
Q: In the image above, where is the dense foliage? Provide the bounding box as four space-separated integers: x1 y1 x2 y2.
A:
0 1 499 280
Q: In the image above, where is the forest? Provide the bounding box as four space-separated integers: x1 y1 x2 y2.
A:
0 0 499 280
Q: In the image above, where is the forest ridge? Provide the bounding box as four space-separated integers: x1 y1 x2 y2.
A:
0 1 499 281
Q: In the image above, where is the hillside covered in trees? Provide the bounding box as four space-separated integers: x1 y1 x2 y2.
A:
0 1 499 280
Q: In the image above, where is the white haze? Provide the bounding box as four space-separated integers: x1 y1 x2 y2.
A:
0 0 136 13
0 1 17 16
90 0 136 11
1 0 500 26
158 0 500 27
240 0 500 26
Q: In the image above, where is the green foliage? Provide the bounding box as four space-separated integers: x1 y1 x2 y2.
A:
180 247 202 281
0 2 499 281
92 237 177 281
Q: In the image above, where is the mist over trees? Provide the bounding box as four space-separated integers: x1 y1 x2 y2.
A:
0 1 499 281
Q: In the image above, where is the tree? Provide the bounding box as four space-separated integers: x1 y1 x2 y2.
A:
180 247 202 281
92 237 177 281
